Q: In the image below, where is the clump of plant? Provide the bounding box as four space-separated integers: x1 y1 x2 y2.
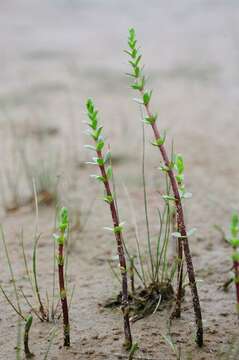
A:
125 27 203 346
0 226 34 358
85 99 132 350
227 213 239 317
53 207 71 347
105 173 176 322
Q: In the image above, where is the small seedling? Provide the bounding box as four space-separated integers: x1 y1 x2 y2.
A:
24 315 34 358
126 27 203 346
53 207 71 347
227 213 239 317
85 99 132 350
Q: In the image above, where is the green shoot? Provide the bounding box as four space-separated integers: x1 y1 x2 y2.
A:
85 98 132 350
53 207 70 347
126 27 203 347
227 213 239 317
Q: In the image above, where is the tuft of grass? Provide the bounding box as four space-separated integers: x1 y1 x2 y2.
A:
125 27 203 347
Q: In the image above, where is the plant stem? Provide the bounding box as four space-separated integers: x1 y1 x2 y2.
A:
32 234 47 320
232 252 239 317
58 240 70 347
129 257 135 295
142 98 203 346
97 149 132 350
24 315 34 358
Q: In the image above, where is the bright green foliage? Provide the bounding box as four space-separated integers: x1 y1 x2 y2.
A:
228 213 239 258
151 131 166 146
53 207 69 247
228 213 239 247
126 28 150 100
85 99 112 181
85 99 123 232
230 213 239 239
59 207 69 232
173 154 192 200
174 154 185 193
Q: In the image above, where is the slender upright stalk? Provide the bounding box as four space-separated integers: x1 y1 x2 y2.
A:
24 315 34 358
228 213 239 317
129 256 135 295
126 28 203 346
54 207 70 347
85 99 132 350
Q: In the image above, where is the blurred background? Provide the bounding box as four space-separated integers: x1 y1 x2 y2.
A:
0 0 239 218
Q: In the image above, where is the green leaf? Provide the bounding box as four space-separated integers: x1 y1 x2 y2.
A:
232 251 239 262
152 133 166 147
106 166 113 180
144 114 157 125
92 126 103 141
104 195 113 204
104 227 114 232
59 207 69 232
231 213 239 238
85 161 98 165
131 76 145 91
113 225 123 234
104 151 111 164
187 228 197 237
231 238 239 248
84 144 96 151
175 154 184 175
86 98 94 113
159 165 170 172
96 140 105 151
96 157 104 166
162 195 176 201
90 174 106 183
143 90 152 106
133 97 144 105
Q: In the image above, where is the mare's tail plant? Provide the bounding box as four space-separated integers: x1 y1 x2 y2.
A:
227 213 239 317
53 207 70 347
85 99 132 350
125 28 203 346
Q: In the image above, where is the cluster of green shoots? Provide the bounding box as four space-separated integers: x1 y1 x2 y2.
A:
228 213 239 317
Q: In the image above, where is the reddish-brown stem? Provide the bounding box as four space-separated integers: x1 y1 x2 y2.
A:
97 150 132 350
233 258 239 317
58 243 70 347
143 99 203 347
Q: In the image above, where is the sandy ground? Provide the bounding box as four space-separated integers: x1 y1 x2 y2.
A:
0 0 239 359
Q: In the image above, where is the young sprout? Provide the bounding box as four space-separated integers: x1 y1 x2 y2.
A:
85 99 132 350
24 315 34 358
126 28 203 347
53 207 70 347
228 213 239 317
